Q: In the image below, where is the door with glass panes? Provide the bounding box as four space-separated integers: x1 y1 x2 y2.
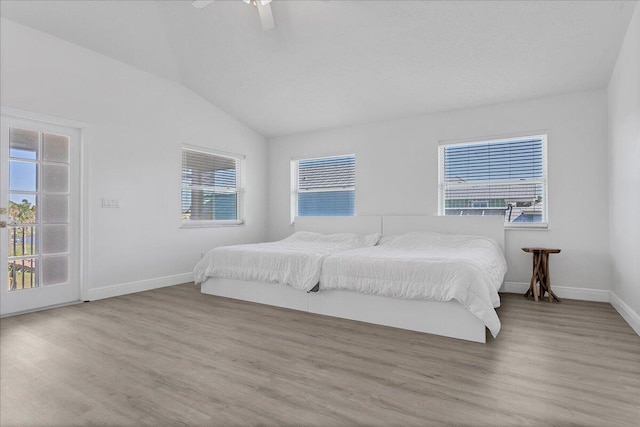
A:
0 115 81 315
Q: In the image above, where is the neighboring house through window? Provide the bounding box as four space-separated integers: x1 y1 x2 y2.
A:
291 154 356 223
438 135 547 227
181 146 244 226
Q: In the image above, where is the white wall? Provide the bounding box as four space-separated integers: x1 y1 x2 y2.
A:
268 90 610 297
1 14 625 307
608 4 640 333
1 18 268 299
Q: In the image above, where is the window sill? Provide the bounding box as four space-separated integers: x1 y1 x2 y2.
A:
180 220 244 229
505 223 548 231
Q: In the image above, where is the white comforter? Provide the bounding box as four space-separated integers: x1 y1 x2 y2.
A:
319 232 507 337
193 231 381 291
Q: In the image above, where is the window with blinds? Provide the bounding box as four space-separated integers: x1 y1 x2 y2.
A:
291 154 356 222
438 135 547 227
181 147 244 225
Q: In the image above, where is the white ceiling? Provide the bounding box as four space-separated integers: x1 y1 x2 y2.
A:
0 0 636 138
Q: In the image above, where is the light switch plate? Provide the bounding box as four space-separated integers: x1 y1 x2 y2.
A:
101 198 120 208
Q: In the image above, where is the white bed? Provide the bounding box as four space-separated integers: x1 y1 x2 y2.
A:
317 230 506 338
198 216 382 311
194 229 381 292
200 215 505 343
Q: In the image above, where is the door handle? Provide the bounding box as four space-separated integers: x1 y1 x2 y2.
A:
0 221 6 228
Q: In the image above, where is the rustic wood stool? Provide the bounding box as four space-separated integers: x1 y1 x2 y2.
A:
522 247 561 302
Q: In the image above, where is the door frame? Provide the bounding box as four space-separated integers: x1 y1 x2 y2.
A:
1 106 90 310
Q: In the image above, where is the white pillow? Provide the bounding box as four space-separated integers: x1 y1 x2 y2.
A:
380 231 499 251
282 231 322 242
283 231 381 248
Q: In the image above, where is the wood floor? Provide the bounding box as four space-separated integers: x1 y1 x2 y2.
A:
1 284 639 426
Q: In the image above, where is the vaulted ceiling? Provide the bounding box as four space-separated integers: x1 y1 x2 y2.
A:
0 0 636 137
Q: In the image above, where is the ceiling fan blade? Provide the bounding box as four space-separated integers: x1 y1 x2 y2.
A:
242 0 272 5
192 0 216 9
256 1 275 31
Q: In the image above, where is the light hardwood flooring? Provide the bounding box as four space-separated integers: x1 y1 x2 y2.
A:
1 284 639 426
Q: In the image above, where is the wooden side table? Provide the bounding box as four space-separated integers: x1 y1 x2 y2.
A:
522 248 561 302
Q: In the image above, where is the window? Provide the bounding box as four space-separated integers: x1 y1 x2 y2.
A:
291 154 356 223
438 135 547 227
181 146 244 226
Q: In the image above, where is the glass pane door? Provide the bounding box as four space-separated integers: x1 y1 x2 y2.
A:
8 127 38 290
1 115 80 315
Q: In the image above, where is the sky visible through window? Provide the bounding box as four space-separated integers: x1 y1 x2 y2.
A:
9 148 37 206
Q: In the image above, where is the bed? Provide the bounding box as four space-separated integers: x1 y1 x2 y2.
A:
316 226 506 339
199 215 506 343
197 216 382 311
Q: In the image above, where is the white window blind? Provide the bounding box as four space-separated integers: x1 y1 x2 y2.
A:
438 135 547 227
291 154 355 222
181 147 244 225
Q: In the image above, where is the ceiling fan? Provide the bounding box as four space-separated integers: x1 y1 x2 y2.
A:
192 0 275 31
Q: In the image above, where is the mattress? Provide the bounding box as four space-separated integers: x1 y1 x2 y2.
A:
193 231 380 291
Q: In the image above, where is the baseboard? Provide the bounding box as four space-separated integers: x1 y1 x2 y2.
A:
610 292 640 336
86 272 194 301
501 281 610 302
0 301 83 318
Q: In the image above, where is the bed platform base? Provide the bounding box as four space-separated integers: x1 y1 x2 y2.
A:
201 278 487 343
